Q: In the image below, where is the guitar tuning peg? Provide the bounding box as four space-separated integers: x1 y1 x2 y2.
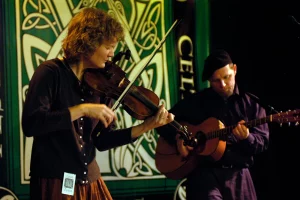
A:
183 126 188 132
183 126 192 136
288 122 291 127
295 121 299 126
280 123 283 127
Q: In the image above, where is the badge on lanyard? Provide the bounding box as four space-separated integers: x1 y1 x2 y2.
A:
62 172 76 196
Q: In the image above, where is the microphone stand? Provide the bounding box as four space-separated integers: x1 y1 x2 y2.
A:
246 92 279 114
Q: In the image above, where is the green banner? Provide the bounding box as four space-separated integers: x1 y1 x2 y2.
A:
0 0 209 199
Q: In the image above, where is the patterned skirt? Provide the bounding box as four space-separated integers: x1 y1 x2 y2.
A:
30 176 112 200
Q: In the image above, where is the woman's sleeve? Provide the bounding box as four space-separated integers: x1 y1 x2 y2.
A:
22 65 72 137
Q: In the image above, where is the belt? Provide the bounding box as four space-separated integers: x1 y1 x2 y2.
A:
220 164 234 169
199 163 244 169
76 179 90 185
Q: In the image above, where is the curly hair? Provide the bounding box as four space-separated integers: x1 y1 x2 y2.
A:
62 7 125 63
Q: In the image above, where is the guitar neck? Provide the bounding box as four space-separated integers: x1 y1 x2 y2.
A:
207 115 273 139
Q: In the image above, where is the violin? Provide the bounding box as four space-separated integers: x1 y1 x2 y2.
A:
82 61 160 120
82 61 198 147
81 19 197 147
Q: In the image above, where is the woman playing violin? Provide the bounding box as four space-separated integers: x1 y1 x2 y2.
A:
22 7 174 200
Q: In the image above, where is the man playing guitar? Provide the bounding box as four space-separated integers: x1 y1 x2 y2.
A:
156 49 269 200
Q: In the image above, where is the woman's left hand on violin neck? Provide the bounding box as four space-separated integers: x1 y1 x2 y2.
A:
131 104 174 139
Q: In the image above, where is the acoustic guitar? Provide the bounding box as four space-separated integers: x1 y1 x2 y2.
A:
155 109 300 180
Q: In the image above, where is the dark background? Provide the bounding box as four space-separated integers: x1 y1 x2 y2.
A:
210 0 300 199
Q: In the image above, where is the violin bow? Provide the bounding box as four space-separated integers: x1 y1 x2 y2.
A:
96 19 183 139
111 19 182 111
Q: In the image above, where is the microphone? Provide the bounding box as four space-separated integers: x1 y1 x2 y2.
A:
246 92 279 114
288 15 300 25
124 49 131 60
112 49 131 63
112 51 125 63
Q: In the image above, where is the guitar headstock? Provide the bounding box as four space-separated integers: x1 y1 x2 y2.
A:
272 109 300 126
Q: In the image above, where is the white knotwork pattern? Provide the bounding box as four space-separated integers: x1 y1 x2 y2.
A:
18 0 170 182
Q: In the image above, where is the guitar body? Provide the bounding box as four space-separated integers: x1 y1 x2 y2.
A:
155 136 199 180
155 117 226 179
156 110 300 179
